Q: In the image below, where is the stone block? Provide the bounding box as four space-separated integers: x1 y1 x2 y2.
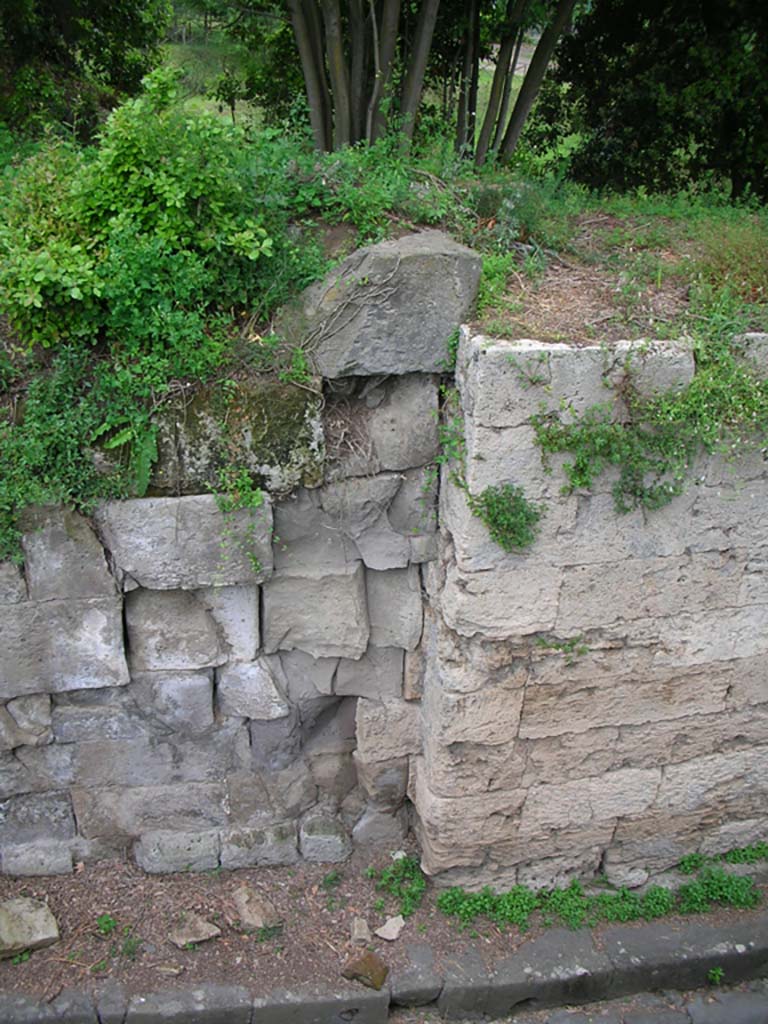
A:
0 791 75 844
403 647 425 701
436 948 491 1020
440 560 559 639
389 942 443 1007
388 467 438 537
423 679 524 748
355 698 421 763
263 759 318 819
272 487 359 575
249 713 301 771
283 230 481 378
220 822 299 868
307 750 357 802
216 659 290 720
71 783 228 838
354 754 409 809
352 805 408 846
0 597 128 700
49 989 99 1023
363 374 440 471
225 770 273 826
655 746 768 814
133 830 220 873
51 695 150 743
0 841 73 876
262 561 369 659
95 494 273 589
299 814 352 862
303 697 358 755
520 768 661 834
335 647 404 699
195 585 259 660
251 983 389 1024
125 985 252 1024
128 671 214 735
0 562 25 603
686 991 768 1024
0 896 59 959
422 735 526 799
20 506 115 600
6 695 51 743
125 589 226 671
277 650 337 714
366 566 423 650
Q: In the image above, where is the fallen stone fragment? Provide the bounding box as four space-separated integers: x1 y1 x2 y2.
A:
0 896 59 959
232 886 282 932
168 911 221 949
375 914 405 942
341 948 390 990
351 916 372 946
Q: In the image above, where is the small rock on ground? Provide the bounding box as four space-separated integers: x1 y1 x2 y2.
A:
351 916 372 946
341 948 389 990
0 897 59 959
375 914 405 941
232 885 281 931
168 911 221 949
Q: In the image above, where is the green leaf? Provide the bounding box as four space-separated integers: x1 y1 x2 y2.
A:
102 426 135 449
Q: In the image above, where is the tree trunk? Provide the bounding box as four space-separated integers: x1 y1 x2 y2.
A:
466 0 481 150
455 26 471 151
369 0 401 142
500 0 577 161
492 26 524 154
287 0 331 151
349 0 366 143
321 0 352 148
400 0 441 140
475 0 528 166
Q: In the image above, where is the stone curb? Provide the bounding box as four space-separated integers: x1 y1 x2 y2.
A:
1 910 766 1022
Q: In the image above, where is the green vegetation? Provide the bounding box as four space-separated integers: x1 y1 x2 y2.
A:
368 855 427 918
95 913 118 936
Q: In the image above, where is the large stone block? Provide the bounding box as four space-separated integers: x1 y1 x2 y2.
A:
439 560 560 639
353 754 409 810
0 840 73 876
272 487 359 575
220 822 299 869
0 791 75 844
134 830 220 873
217 659 291 720
299 814 352 862
21 506 115 600
422 679 524 748
355 698 421 763
0 597 128 700
423 734 526 798
195 585 259 660
262 561 369 659
95 494 273 589
655 746 768 814
335 647 404 699
72 783 229 838
277 650 337 703
128 671 214 735
51 691 151 743
366 566 423 650
125 589 225 671
0 563 25 603
282 230 481 378
520 768 661 833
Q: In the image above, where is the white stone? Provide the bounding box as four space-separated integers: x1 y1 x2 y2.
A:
375 915 405 941
196 585 259 660
0 897 59 958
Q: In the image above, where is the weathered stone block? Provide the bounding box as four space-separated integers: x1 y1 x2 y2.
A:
366 566 423 650
272 487 359 575
440 560 559 639
133 830 220 873
0 791 75 844
655 747 768 814
307 750 358 803
249 713 301 771
0 897 59 959
126 985 253 1024
71 783 228 838
220 822 299 868
299 814 352 862
355 698 421 763
0 696 52 751
262 561 369 659
263 759 318 819
0 597 128 699
423 680 524 748
0 841 73 876
51 695 150 743
335 647 404 699
277 650 337 703
217 659 290 720
520 768 661 834
353 754 409 809
95 494 273 589
0 562 25 603
128 671 214 735
20 506 115 600
125 589 225 671
196 585 259 660
282 230 481 378
319 473 411 569
352 805 408 846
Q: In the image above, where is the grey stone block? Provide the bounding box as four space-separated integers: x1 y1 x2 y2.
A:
299 814 352 863
3 695 52 748
282 230 480 378
129 671 215 735
437 948 490 1020
93 980 128 1024
0 993 58 1022
125 985 252 1023
134 829 220 873
220 822 299 869
366 566 423 651
48 989 98 1023
72 783 228 838
601 910 768 996
686 990 768 1024
195 584 259 660
125 589 226 672
335 647 404 699
1 841 73 876
485 928 614 1016
217 659 290 720
20 506 115 600
251 983 389 1023
623 1008 692 1024
0 597 128 700
0 561 26 603
0 791 75 844
354 754 409 810
389 941 443 1006
249 712 301 771
95 494 274 589
352 805 408 847
51 699 150 743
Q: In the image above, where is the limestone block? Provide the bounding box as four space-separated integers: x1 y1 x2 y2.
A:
655 747 768 814
0 897 59 958
95 494 273 589
283 230 481 378
51 694 151 743
262 561 369 659
700 818 768 857
0 841 73 876
196 585 259 661
608 340 695 399
0 695 52 750
733 332 768 376
335 647 404 699
128 671 214 735
263 759 318 819
20 506 115 600
72 783 228 838
355 698 421 763
422 680 524 748
125 589 226 671
217 659 290 720
520 768 661 834
277 650 338 704
0 791 75 844
366 566 423 651
273 488 358 575
220 823 300 869
0 597 128 700
299 814 352 862
0 563 25 603
688 480 768 553
519 671 730 739
225 771 274 827
403 647 425 701
352 805 408 846
308 751 358 802
648 605 768 669
422 735 526 799
439 560 560 639
134 830 220 873
353 754 409 810
725 656 768 708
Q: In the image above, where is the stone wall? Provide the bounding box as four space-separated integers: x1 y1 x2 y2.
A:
414 329 768 890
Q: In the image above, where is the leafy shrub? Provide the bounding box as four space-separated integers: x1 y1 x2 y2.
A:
467 484 544 552
370 856 427 918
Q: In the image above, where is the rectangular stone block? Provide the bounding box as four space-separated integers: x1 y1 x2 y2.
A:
217 660 291 720
196 585 259 660
125 589 226 671
126 985 252 1024
128 671 215 735
0 840 73 876
133 829 220 873
0 598 128 700
263 561 370 659
440 561 560 639
355 697 420 763
335 647 404 699
520 767 661 833
366 566 423 650
72 783 229 838
0 791 75 844
95 494 273 589
655 746 768 814
220 822 299 868
21 506 116 600
423 678 524 748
